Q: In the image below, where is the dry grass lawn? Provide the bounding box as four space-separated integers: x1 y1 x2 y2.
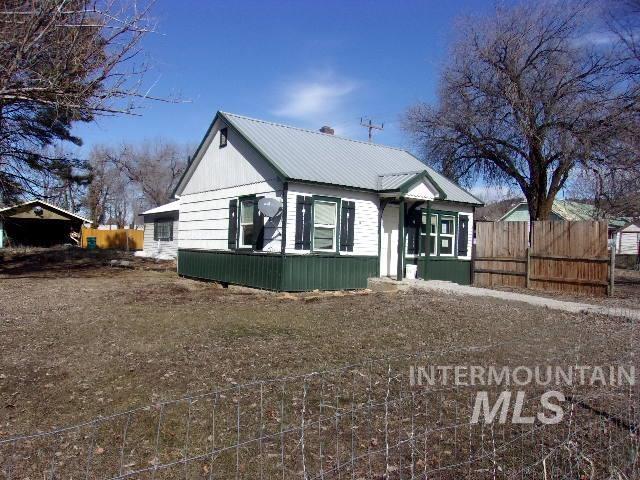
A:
0 248 637 478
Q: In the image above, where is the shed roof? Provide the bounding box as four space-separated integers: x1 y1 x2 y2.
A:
500 200 629 227
177 111 482 205
142 200 180 216
0 199 90 223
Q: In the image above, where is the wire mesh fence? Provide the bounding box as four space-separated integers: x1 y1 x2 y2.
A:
1 317 638 479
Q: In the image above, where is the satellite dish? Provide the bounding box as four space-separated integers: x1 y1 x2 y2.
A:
33 205 44 216
258 197 282 217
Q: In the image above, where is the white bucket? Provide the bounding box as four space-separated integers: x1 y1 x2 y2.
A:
405 264 417 280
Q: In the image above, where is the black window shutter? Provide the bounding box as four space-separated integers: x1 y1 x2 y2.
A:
302 196 312 250
253 196 264 250
295 196 312 250
340 201 355 252
458 215 469 256
228 199 238 250
168 220 174 242
153 220 158 241
295 196 304 250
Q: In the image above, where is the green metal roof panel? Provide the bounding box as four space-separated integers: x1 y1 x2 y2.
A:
220 112 482 204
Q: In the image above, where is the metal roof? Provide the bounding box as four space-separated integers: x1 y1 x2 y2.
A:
220 112 482 204
377 172 422 190
0 199 91 223
500 200 629 227
142 200 180 216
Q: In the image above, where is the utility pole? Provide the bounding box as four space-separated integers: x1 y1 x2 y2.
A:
360 117 384 142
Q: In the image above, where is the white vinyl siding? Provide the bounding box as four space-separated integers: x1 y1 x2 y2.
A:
405 179 437 201
617 225 640 255
285 183 379 256
143 216 179 259
178 181 283 252
180 119 280 196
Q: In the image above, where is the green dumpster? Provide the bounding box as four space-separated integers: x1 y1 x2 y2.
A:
87 236 97 250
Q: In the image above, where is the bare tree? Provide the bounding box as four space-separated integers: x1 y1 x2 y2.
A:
83 145 131 226
404 1 631 220
116 140 189 209
0 0 156 203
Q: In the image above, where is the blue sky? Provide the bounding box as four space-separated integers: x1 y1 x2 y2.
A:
75 1 496 157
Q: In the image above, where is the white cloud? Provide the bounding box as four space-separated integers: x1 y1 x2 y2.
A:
573 31 620 47
470 184 519 203
272 72 357 122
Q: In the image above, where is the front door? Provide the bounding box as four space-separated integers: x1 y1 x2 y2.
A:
380 205 399 277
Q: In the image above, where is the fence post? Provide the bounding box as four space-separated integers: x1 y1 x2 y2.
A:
609 244 615 296
470 242 476 285
525 247 531 289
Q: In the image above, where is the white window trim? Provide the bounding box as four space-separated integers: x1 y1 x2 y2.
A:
312 200 338 252
439 215 455 257
239 199 253 248
429 214 438 256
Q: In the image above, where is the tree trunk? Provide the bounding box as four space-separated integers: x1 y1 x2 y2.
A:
528 194 554 221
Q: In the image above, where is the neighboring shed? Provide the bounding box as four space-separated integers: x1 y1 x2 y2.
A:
0 200 89 248
500 200 628 238
172 111 483 290
139 200 180 259
614 221 639 257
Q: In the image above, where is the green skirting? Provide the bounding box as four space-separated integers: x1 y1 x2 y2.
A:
416 257 472 285
178 249 378 291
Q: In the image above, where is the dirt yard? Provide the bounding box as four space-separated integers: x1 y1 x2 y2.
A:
0 248 638 477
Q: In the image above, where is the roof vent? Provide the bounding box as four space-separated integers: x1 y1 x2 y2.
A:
319 126 334 135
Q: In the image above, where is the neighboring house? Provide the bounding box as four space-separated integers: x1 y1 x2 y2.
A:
475 198 522 222
0 199 89 248
500 200 628 239
613 221 640 256
139 200 180 260
172 111 483 291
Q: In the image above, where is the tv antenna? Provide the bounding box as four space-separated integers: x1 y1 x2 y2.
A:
360 117 384 142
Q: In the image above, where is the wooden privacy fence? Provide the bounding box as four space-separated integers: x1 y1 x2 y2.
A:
81 227 144 250
473 221 612 296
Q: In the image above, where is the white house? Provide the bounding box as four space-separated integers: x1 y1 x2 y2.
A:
172 111 483 291
139 200 180 260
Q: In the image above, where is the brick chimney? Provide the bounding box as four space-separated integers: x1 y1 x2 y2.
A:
319 126 334 135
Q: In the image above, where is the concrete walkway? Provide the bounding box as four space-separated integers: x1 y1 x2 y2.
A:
368 278 640 321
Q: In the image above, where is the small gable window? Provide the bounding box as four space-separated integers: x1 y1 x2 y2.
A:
220 127 228 148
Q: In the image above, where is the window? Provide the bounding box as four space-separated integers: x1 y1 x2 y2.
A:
439 216 455 256
429 214 438 255
406 208 421 255
239 199 254 247
220 127 228 148
154 219 173 241
313 200 338 251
